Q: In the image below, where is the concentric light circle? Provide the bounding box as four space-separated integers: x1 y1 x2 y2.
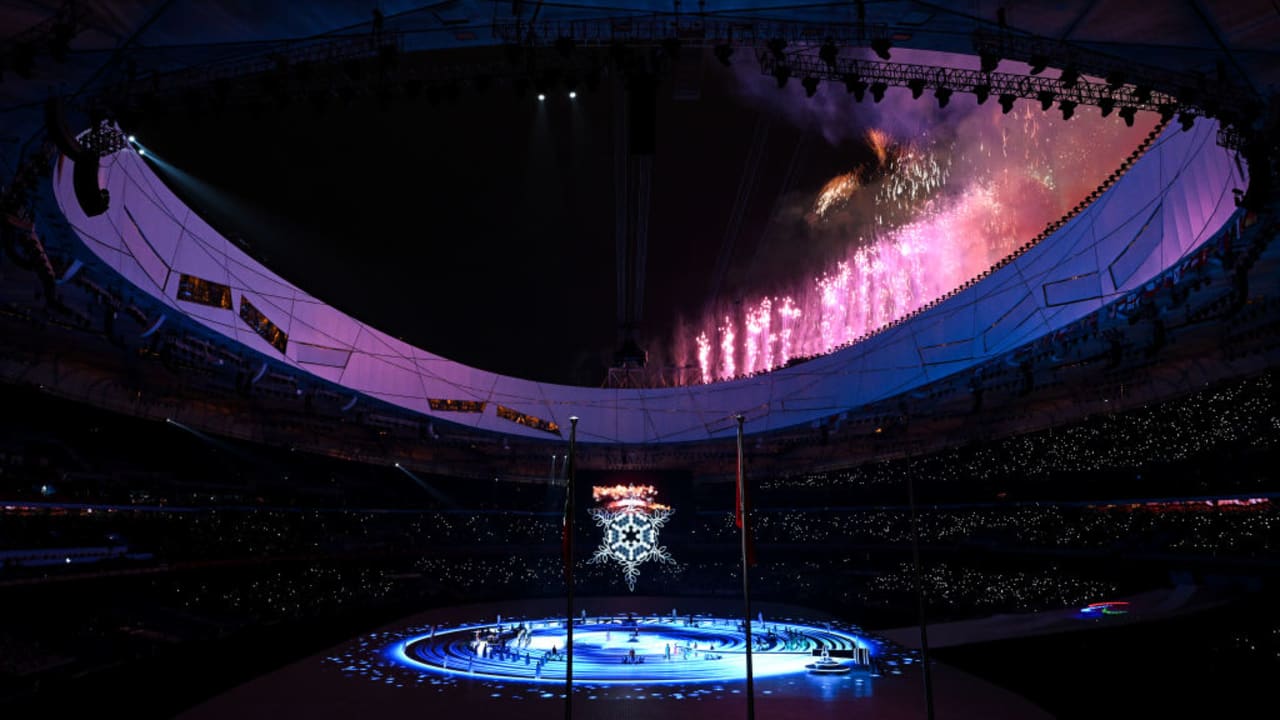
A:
389 614 869 685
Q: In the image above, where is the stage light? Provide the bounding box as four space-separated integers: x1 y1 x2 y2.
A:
138 148 146 156
1037 90 1055 111
1178 112 1195 131
973 83 991 105
1028 54 1048 75
1106 70 1126 90
1059 99 1077 120
801 76 820 98
713 43 733 67
569 90 577 99
767 37 787 62
819 40 839 68
537 93 546 102
127 134 136 143
1158 103 1175 122
999 93 1016 113
871 37 892 60
979 50 1000 73
1134 84 1152 104
934 86 952 108
844 73 868 101
907 78 925 99
1099 97 1116 117
1059 66 1080 88
773 64 791 88
869 81 887 103
1119 106 1137 126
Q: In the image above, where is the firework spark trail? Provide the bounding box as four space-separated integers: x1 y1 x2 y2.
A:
695 332 712 384
718 317 736 379
675 70 1156 382
680 49 1162 381
689 165 1013 381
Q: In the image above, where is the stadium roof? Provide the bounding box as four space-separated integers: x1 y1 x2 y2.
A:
5 1 1275 444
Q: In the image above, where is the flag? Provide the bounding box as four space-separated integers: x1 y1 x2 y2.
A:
562 504 572 584
562 467 573 585
735 426 757 567
563 421 577 586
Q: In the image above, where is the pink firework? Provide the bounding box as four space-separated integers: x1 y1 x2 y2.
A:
675 88 1157 382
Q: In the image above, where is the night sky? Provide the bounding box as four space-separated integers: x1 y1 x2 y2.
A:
132 47 875 385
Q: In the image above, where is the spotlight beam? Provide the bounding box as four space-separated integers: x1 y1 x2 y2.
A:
395 463 458 508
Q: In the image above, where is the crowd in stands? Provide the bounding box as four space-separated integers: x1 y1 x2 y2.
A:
694 499 1278 559
758 370 1278 500
0 352 1276 707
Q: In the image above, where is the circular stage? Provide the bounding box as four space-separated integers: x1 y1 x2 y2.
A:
391 613 870 684
180 597 1052 720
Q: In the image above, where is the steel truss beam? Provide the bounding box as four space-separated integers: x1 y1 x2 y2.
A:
762 52 1183 115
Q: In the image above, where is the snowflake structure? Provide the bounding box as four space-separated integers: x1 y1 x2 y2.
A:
587 485 675 591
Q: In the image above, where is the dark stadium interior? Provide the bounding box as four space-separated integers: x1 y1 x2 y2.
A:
3 2 1280 719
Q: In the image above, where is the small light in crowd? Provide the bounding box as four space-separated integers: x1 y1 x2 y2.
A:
139 148 147 156
537 93 546 102
127 135 136 143
568 91 577 99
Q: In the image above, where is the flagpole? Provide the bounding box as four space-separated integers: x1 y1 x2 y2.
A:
735 414 755 720
906 453 935 720
564 416 578 720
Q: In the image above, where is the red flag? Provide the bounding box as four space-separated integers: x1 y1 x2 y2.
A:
736 457 757 566
563 424 577 586
562 475 573 585
734 474 746 528
562 513 572 584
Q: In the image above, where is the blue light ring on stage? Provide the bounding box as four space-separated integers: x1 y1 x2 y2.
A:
386 616 870 686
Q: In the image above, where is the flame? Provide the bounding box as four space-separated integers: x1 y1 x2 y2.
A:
813 171 860 218
592 484 670 512
866 128 891 166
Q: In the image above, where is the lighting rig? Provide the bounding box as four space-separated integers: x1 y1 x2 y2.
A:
761 52 1203 129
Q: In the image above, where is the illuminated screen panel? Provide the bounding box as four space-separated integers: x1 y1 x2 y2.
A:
176 273 232 310
495 405 560 435
238 296 288 353
428 398 487 413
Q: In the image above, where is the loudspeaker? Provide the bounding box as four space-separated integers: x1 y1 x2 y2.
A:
44 96 84 159
72 155 109 217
